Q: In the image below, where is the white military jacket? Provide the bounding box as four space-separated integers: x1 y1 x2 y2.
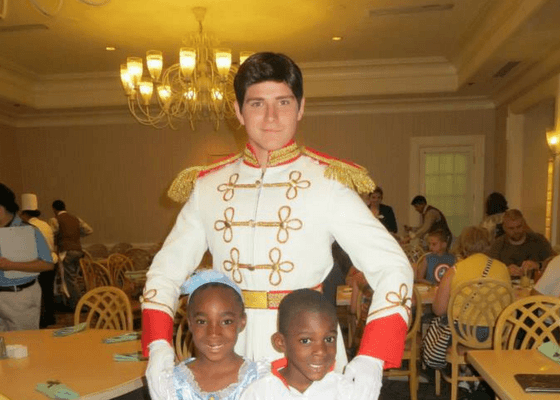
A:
143 141 413 363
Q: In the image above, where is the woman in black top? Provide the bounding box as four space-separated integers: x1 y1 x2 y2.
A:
367 187 398 234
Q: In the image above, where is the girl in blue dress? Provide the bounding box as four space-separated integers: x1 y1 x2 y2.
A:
170 270 267 400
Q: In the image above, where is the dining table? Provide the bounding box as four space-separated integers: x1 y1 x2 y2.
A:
467 349 560 400
0 328 147 400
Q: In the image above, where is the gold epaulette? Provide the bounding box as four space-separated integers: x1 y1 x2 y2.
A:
301 147 375 194
167 153 242 203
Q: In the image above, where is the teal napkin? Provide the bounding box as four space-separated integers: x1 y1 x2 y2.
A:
52 323 87 337
102 331 141 344
113 351 148 362
36 381 79 399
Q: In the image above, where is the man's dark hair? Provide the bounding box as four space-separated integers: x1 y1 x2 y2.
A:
372 186 384 197
411 195 427 206
234 52 303 112
0 183 19 214
52 200 66 211
187 282 245 315
278 289 337 335
485 192 508 216
21 209 41 218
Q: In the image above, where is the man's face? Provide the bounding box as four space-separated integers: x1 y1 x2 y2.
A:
234 81 305 165
503 217 525 242
413 203 425 214
274 310 337 393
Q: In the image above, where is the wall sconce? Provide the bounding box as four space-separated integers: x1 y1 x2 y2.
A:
546 130 560 155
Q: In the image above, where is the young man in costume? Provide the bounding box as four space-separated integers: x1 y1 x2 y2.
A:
142 52 413 400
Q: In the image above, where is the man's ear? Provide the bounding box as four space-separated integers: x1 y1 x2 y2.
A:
296 97 305 121
272 332 286 353
234 101 245 126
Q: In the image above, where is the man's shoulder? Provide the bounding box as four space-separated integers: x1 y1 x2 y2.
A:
167 152 242 203
526 231 550 244
301 147 375 194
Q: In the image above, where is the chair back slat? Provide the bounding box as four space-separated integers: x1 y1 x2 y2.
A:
494 295 560 350
447 278 514 350
74 286 133 331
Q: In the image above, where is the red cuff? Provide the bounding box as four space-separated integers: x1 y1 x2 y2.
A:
357 313 408 369
141 309 174 357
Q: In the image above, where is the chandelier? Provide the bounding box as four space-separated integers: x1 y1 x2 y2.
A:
119 7 252 130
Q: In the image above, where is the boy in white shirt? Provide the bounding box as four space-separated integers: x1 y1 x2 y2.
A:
241 289 372 400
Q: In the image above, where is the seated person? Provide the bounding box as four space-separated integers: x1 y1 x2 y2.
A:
241 289 373 400
415 230 455 284
423 226 511 368
532 255 560 297
488 209 554 278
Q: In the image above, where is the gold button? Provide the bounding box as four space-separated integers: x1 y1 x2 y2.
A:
255 180 261 187
248 220 255 227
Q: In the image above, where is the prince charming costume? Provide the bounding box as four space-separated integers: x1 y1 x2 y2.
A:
142 140 413 370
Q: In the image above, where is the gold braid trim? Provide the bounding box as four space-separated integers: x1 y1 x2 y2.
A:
168 153 242 203
301 148 376 194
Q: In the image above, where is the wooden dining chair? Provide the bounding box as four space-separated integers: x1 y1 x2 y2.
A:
434 278 514 400
74 286 133 330
493 295 560 350
383 285 423 400
107 253 135 291
80 257 112 292
124 247 153 271
401 243 425 265
85 243 109 259
174 296 195 361
110 242 133 255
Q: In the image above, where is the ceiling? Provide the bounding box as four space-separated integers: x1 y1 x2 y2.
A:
1 0 560 125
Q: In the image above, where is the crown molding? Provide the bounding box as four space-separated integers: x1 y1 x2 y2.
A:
2 96 495 128
0 57 458 111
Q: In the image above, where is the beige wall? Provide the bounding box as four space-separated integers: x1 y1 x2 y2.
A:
0 124 23 195
300 108 496 233
10 107 496 244
521 99 555 234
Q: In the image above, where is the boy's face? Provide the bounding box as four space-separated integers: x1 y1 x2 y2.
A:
428 236 447 254
187 286 246 363
273 310 337 393
234 80 305 165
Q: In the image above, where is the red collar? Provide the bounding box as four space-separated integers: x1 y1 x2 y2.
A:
270 357 335 389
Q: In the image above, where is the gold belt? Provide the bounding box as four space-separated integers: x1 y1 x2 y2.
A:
242 284 322 309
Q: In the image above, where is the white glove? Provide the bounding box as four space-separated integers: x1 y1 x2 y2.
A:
344 355 384 400
146 339 176 400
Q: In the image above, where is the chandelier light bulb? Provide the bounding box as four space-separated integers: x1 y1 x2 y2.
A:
215 49 232 77
146 50 163 81
138 79 154 106
157 84 172 106
120 64 134 95
239 51 254 65
180 48 197 77
126 57 144 87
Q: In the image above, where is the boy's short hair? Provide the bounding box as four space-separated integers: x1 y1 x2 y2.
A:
234 52 303 112
278 289 337 335
428 229 448 244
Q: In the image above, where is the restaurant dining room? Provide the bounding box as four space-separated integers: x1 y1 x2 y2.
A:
2 0 560 399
